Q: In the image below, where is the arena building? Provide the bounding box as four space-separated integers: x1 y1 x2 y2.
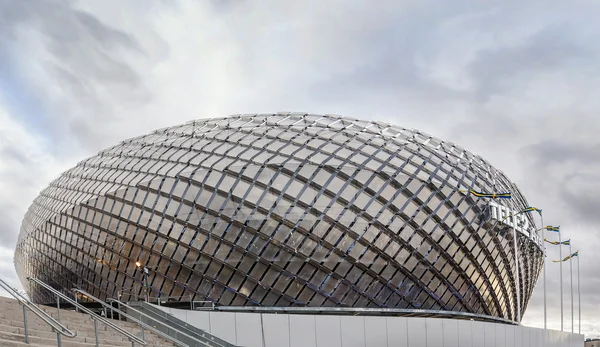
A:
15 113 544 325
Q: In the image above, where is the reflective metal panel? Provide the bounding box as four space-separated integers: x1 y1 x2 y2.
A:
15 113 543 322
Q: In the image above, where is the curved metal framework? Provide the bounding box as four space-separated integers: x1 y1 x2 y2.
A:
15 113 544 322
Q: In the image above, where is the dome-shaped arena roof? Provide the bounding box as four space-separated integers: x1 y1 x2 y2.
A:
15 113 543 323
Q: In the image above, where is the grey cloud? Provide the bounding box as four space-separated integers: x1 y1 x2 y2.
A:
525 141 600 167
0 207 21 247
0 145 32 167
559 173 600 223
3 0 600 337
468 24 595 101
0 0 151 154
519 140 600 225
73 10 139 50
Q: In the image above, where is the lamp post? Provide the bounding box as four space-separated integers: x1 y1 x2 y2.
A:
136 261 150 302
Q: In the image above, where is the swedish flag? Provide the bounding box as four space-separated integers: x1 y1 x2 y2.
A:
544 238 570 245
544 226 560 232
521 206 542 215
463 190 512 199
553 251 578 262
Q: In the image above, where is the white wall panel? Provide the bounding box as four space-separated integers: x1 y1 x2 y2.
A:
521 325 529 347
186 310 210 331
442 318 459 347
528 327 535 347
364 316 387 347
262 314 290 347
548 329 560 347
316 315 342 347
406 318 427 347
534 328 543 347
340 316 366 347
514 324 523 347
386 317 408 347
561 331 570 347
544 330 558 347
235 312 262 347
505 325 515 347
457 319 473 347
547 330 560 347
570 332 583 347
290 315 316 347
171 308 189 322
209 312 237 344
156 305 190 323
472 321 485 347
156 306 587 347
495 322 506 347
425 318 443 347
484 321 496 347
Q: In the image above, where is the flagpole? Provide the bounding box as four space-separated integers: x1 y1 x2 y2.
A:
559 231 564 331
577 253 581 335
570 243 574 333
541 216 547 330
513 224 521 323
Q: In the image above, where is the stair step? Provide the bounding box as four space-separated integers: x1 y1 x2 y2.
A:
0 313 166 338
0 297 178 346
0 322 146 345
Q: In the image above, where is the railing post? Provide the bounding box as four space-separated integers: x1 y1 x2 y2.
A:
74 293 79 313
190 295 193 310
140 326 145 341
56 294 62 347
94 319 99 347
22 305 29 344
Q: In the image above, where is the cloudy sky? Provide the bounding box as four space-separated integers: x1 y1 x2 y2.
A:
1 0 599 338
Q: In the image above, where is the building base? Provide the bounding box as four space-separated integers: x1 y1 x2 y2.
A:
152 305 584 347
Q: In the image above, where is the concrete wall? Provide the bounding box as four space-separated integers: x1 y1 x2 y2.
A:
154 305 584 347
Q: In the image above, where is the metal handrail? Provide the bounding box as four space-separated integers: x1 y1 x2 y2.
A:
26 277 146 346
72 289 196 347
135 301 235 347
0 278 76 345
191 300 216 310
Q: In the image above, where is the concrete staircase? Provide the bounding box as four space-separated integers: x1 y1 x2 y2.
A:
0 296 177 346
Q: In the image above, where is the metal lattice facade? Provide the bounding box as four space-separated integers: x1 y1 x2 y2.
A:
14 113 543 322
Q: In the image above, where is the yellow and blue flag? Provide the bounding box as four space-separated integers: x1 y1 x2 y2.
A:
553 251 578 262
463 190 512 199
544 238 570 246
544 226 560 232
520 206 542 215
